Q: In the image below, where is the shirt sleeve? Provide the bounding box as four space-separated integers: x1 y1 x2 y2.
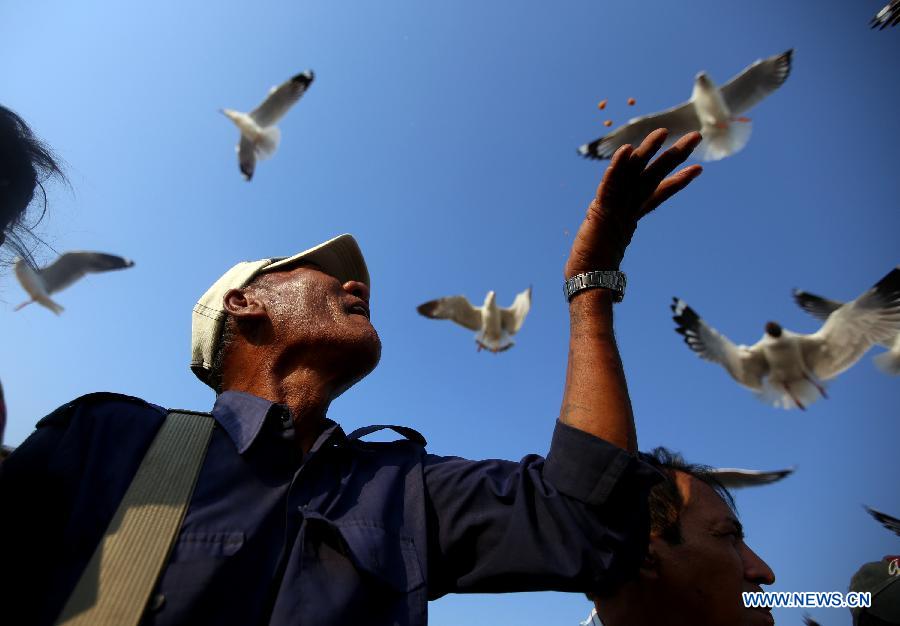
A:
422 420 661 598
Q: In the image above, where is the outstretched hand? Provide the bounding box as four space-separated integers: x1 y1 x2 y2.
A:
565 129 703 277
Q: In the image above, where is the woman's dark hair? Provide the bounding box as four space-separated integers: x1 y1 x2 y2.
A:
0 105 66 265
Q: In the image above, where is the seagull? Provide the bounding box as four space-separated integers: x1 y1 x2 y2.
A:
794 288 900 375
865 506 900 537
709 466 795 489
221 70 314 181
417 287 532 353
14 252 135 314
670 266 900 410
872 0 900 28
578 50 793 162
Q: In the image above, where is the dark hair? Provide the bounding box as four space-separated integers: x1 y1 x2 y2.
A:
586 448 737 603
0 105 66 266
641 447 736 545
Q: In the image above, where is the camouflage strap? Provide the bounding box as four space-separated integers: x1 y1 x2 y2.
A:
56 410 214 626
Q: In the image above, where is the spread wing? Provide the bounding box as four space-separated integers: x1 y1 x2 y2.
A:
250 70 315 128
710 467 795 489
865 505 900 537
578 101 700 160
803 614 821 626
720 49 793 116
39 252 135 294
500 286 532 334
800 266 900 379
671 298 769 390
872 0 900 28
237 135 256 181
417 295 483 331
792 289 844 322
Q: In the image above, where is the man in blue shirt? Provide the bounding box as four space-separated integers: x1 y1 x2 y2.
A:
0 129 703 625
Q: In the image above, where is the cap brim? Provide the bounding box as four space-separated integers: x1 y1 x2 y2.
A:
265 233 369 287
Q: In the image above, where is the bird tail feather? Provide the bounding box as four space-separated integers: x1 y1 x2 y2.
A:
697 120 752 161
41 297 64 315
755 376 824 410
873 350 900 375
254 126 281 159
476 332 514 353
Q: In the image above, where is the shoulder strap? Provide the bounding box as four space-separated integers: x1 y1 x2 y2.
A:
55 410 214 626
346 424 427 446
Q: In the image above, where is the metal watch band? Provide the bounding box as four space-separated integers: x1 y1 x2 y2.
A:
564 271 627 303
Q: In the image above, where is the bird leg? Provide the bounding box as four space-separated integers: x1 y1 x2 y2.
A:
13 299 33 311
804 373 828 398
734 116 751 123
784 384 806 411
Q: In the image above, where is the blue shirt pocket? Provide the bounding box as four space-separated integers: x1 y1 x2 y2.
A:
337 522 425 594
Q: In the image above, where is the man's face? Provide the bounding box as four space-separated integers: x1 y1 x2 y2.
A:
650 473 776 626
254 262 381 392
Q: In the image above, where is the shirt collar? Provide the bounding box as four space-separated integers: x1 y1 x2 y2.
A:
212 390 346 455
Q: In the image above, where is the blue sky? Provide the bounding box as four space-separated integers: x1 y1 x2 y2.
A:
3 1 898 624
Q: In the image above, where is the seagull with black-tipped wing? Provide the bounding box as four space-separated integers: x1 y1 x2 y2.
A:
14 252 135 314
221 70 314 181
578 50 792 162
671 266 900 410
417 287 531 353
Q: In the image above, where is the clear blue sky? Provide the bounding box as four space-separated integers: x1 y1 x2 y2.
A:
3 1 898 624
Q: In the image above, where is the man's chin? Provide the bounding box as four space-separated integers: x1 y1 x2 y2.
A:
332 333 381 396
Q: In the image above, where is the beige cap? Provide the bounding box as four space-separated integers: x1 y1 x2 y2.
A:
190 233 369 387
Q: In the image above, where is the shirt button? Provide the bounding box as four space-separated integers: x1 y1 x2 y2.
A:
149 593 166 612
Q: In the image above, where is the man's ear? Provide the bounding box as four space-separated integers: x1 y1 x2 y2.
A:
223 287 267 320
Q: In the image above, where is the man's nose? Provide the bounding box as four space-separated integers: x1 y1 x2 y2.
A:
743 544 775 585
342 280 370 303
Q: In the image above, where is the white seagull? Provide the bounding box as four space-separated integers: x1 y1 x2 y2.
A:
670 266 900 410
709 466 795 489
221 70 315 181
794 288 900 375
578 50 793 162
14 252 135 314
417 287 532 353
872 0 900 28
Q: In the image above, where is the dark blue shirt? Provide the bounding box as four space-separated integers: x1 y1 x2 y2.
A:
0 391 660 625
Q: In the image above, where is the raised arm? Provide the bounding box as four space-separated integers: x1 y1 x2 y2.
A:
560 129 702 452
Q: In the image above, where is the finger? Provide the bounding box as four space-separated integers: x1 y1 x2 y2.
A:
594 143 633 203
628 128 669 173
641 131 702 190
639 165 703 217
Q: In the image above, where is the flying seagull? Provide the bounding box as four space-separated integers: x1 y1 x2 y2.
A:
578 50 793 162
670 266 900 410
14 252 135 314
872 0 900 28
793 288 900 375
709 466 795 489
865 506 900 537
221 70 315 181
417 287 532 353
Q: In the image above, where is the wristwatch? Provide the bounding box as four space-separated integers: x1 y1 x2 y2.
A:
564 271 627 303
